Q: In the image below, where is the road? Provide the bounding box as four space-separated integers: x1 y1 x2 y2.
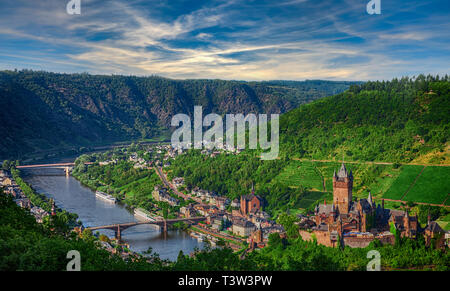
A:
154 166 190 201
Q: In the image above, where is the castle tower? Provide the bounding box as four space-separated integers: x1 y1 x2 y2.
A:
333 163 353 214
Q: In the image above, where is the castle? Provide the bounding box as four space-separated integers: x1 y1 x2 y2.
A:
297 162 445 248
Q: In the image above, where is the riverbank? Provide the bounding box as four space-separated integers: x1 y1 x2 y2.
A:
20 164 204 261
10 167 80 228
71 159 191 232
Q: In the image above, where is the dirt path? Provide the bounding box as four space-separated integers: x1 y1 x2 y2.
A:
375 197 450 208
290 158 450 167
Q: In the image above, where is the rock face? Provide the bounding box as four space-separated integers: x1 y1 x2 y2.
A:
0 70 355 158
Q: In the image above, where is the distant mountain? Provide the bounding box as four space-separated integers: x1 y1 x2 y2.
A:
279 75 450 163
0 70 357 159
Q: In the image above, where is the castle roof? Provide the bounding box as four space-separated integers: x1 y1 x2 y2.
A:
336 162 353 179
425 221 444 233
316 203 334 215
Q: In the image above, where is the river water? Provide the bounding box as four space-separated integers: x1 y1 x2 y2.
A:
22 168 205 261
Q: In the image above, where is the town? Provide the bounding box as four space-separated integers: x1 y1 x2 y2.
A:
1 140 449 270
69 143 450 253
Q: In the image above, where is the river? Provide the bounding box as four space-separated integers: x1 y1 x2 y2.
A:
21 168 205 261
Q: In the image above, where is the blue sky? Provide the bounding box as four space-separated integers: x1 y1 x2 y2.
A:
0 0 449 80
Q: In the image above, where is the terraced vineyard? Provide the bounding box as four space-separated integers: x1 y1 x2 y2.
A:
274 160 449 210
382 165 425 200
401 166 450 205
272 161 324 191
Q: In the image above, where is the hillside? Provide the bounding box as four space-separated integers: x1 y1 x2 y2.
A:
166 75 449 218
0 70 356 159
279 75 450 164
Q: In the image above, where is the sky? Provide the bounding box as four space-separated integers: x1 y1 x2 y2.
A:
0 0 449 81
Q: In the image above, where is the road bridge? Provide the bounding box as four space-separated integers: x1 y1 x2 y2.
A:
16 162 93 176
85 216 207 241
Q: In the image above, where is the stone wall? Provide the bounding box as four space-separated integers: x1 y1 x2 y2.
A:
300 229 395 248
343 237 373 248
299 230 335 247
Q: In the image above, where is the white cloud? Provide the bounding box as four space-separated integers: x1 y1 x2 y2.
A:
0 0 448 81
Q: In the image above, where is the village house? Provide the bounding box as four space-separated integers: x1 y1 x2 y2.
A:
211 217 224 231
232 217 256 237
231 198 240 208
152 186 179 206
180 204 197 218
172 177 185 188
30 206 49 223
99 159 117 166
194 204 218 216
424 218 446 250
15 197 32 209
0 169 9 179
248 226 266 249
215 196 230 210
2 177 14 187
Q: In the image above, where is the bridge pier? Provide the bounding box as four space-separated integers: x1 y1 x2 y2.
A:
114 225 122 241
163 219 167 233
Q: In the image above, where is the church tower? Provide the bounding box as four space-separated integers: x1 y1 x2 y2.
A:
333 162 353 214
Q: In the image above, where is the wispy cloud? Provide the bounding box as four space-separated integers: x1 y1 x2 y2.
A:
0 0 448 80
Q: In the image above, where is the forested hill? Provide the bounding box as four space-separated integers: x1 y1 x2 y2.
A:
0 70 356 159
280 75 450 164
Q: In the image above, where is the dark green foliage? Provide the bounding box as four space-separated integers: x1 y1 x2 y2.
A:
417 205 449 226
279 75 450 162
0 193 167 271
0 70 356 159
168 150 303 215
1 191 448 271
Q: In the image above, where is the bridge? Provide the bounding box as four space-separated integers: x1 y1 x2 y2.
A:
85 216 207 240
16 162 93 176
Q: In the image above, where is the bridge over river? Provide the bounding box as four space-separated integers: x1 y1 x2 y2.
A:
17 162 93 176
86 216 207 241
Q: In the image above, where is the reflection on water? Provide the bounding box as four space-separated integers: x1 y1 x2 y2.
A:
22 168 204 261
